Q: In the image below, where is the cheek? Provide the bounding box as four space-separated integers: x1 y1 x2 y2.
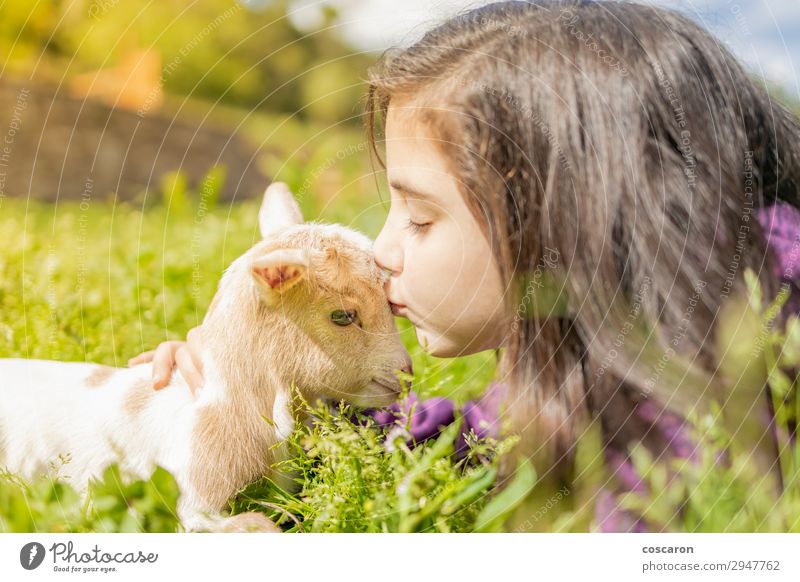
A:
402 224 467 312
403 223 503 340
405 223 506 346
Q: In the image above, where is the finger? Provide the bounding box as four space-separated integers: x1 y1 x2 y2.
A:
186 326 205 373
127 351 155 366
151 341 183 390
176 345 204 397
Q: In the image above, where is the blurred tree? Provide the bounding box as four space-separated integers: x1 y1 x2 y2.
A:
1 0 374 124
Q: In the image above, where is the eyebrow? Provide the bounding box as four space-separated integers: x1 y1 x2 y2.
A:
389 179 435 201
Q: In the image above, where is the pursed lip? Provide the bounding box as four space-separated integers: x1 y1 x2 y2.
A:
388 298 407 317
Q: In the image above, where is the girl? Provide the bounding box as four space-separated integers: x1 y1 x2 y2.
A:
128 0 800 530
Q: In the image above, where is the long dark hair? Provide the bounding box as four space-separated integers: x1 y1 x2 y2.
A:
365 0 800 481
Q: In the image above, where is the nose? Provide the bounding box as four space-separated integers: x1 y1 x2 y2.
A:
373 226 402 277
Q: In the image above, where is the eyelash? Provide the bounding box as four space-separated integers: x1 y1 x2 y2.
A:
405 218 431 234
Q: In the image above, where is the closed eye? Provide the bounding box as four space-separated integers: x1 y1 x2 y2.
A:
405 218 431 234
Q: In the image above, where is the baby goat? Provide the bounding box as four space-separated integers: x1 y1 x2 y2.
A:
0 182 412 532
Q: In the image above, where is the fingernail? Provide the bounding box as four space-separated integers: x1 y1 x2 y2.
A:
152 374 161 386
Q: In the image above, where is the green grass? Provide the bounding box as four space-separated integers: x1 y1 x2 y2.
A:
228 389 532 533
0 464 181 533
1 178 798 533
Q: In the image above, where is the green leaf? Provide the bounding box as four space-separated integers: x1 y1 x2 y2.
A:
768 365 793 399
474 458 537 532
198 165 226 212
744 268 763 313
780 315 800 367
160 170 188 212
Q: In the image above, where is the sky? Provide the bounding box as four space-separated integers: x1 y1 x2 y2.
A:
279 0 800 98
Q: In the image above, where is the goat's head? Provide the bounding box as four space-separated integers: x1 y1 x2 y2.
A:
213 182 412 408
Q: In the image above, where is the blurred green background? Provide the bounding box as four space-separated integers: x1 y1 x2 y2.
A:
0 0 386 212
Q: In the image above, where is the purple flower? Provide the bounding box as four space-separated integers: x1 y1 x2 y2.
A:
356 384 506 458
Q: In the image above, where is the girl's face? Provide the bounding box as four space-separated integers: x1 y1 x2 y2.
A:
373 101 508 357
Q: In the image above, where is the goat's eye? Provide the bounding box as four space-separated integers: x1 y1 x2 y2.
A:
331 309 358 326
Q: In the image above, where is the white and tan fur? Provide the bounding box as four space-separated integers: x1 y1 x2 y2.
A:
0 182 412 532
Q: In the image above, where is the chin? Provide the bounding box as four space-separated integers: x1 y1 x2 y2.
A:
415 327 494 358
414 327 459 357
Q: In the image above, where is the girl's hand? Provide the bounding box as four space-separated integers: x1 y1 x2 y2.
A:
127 326 206 395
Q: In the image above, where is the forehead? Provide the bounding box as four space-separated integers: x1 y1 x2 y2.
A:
276 223 385 287
385 102 462 209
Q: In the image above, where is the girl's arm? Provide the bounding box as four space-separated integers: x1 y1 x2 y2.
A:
127 325 206 394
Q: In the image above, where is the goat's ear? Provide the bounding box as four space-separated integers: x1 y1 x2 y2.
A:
250 248 309 301
259 182 304 237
